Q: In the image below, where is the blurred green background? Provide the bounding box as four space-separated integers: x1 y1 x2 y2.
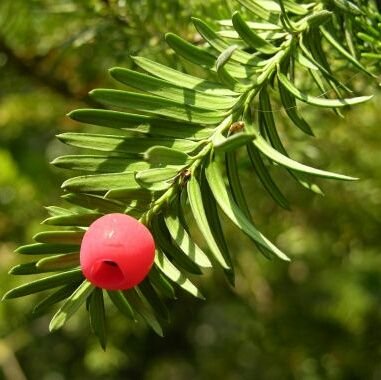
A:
1 1 381 379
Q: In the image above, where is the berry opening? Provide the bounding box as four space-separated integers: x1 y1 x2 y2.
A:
90 259 126 289
80 213 156 290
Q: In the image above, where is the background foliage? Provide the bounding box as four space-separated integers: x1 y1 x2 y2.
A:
1 0 381 379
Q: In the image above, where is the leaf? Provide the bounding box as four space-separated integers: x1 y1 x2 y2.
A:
199 173 235 285
3 269 83 300
249 127 290 205
62 193 125 214
332 0 364 15
105 187 156 202
138 280 169 322
246 144 289 209
277 72 373 108
295 50 319 70
52 155 150 173
33 283 80 315
165 32 216 68
132 56 239 97
89 288 107 349
214 46 250 91
62 172 140 193
9 262 43 275
225 151 252 217
45 206 74 217
187 173 231 269
123 289 164 336
33 231 84 245
255 119 324 195
320 26 375 77
90 89 226 125
192 17 260 66
296 10 332 30
213 132 256 153
110 67 237 110
57 133 199 155
43 212 104 227
216 45 238 72
135 167 180 191
49 280 94 331
225 151 275 258
149 267 176 300
218 30 287 41
164 208 212 268
165 32 253 80
144 146 190 166
298 33 353 92
218 20 281 31
15 243 80 256
256 0 281 12
205 157 290 261
232 12 279 54
36 253 80 271
154 249 204 299
278 77 314 135
69 109 213 140
252 134 357 181
151 216 203 275
283 0 310 15
236 0 279 23
107 290 136 321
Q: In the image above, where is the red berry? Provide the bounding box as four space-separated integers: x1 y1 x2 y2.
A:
80 213 155 290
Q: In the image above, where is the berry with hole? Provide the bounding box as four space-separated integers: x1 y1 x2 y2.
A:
80 213 155 290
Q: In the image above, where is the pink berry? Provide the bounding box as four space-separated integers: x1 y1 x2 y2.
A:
80 213 155 290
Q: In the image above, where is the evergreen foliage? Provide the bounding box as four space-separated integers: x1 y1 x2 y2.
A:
3 0 380 347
